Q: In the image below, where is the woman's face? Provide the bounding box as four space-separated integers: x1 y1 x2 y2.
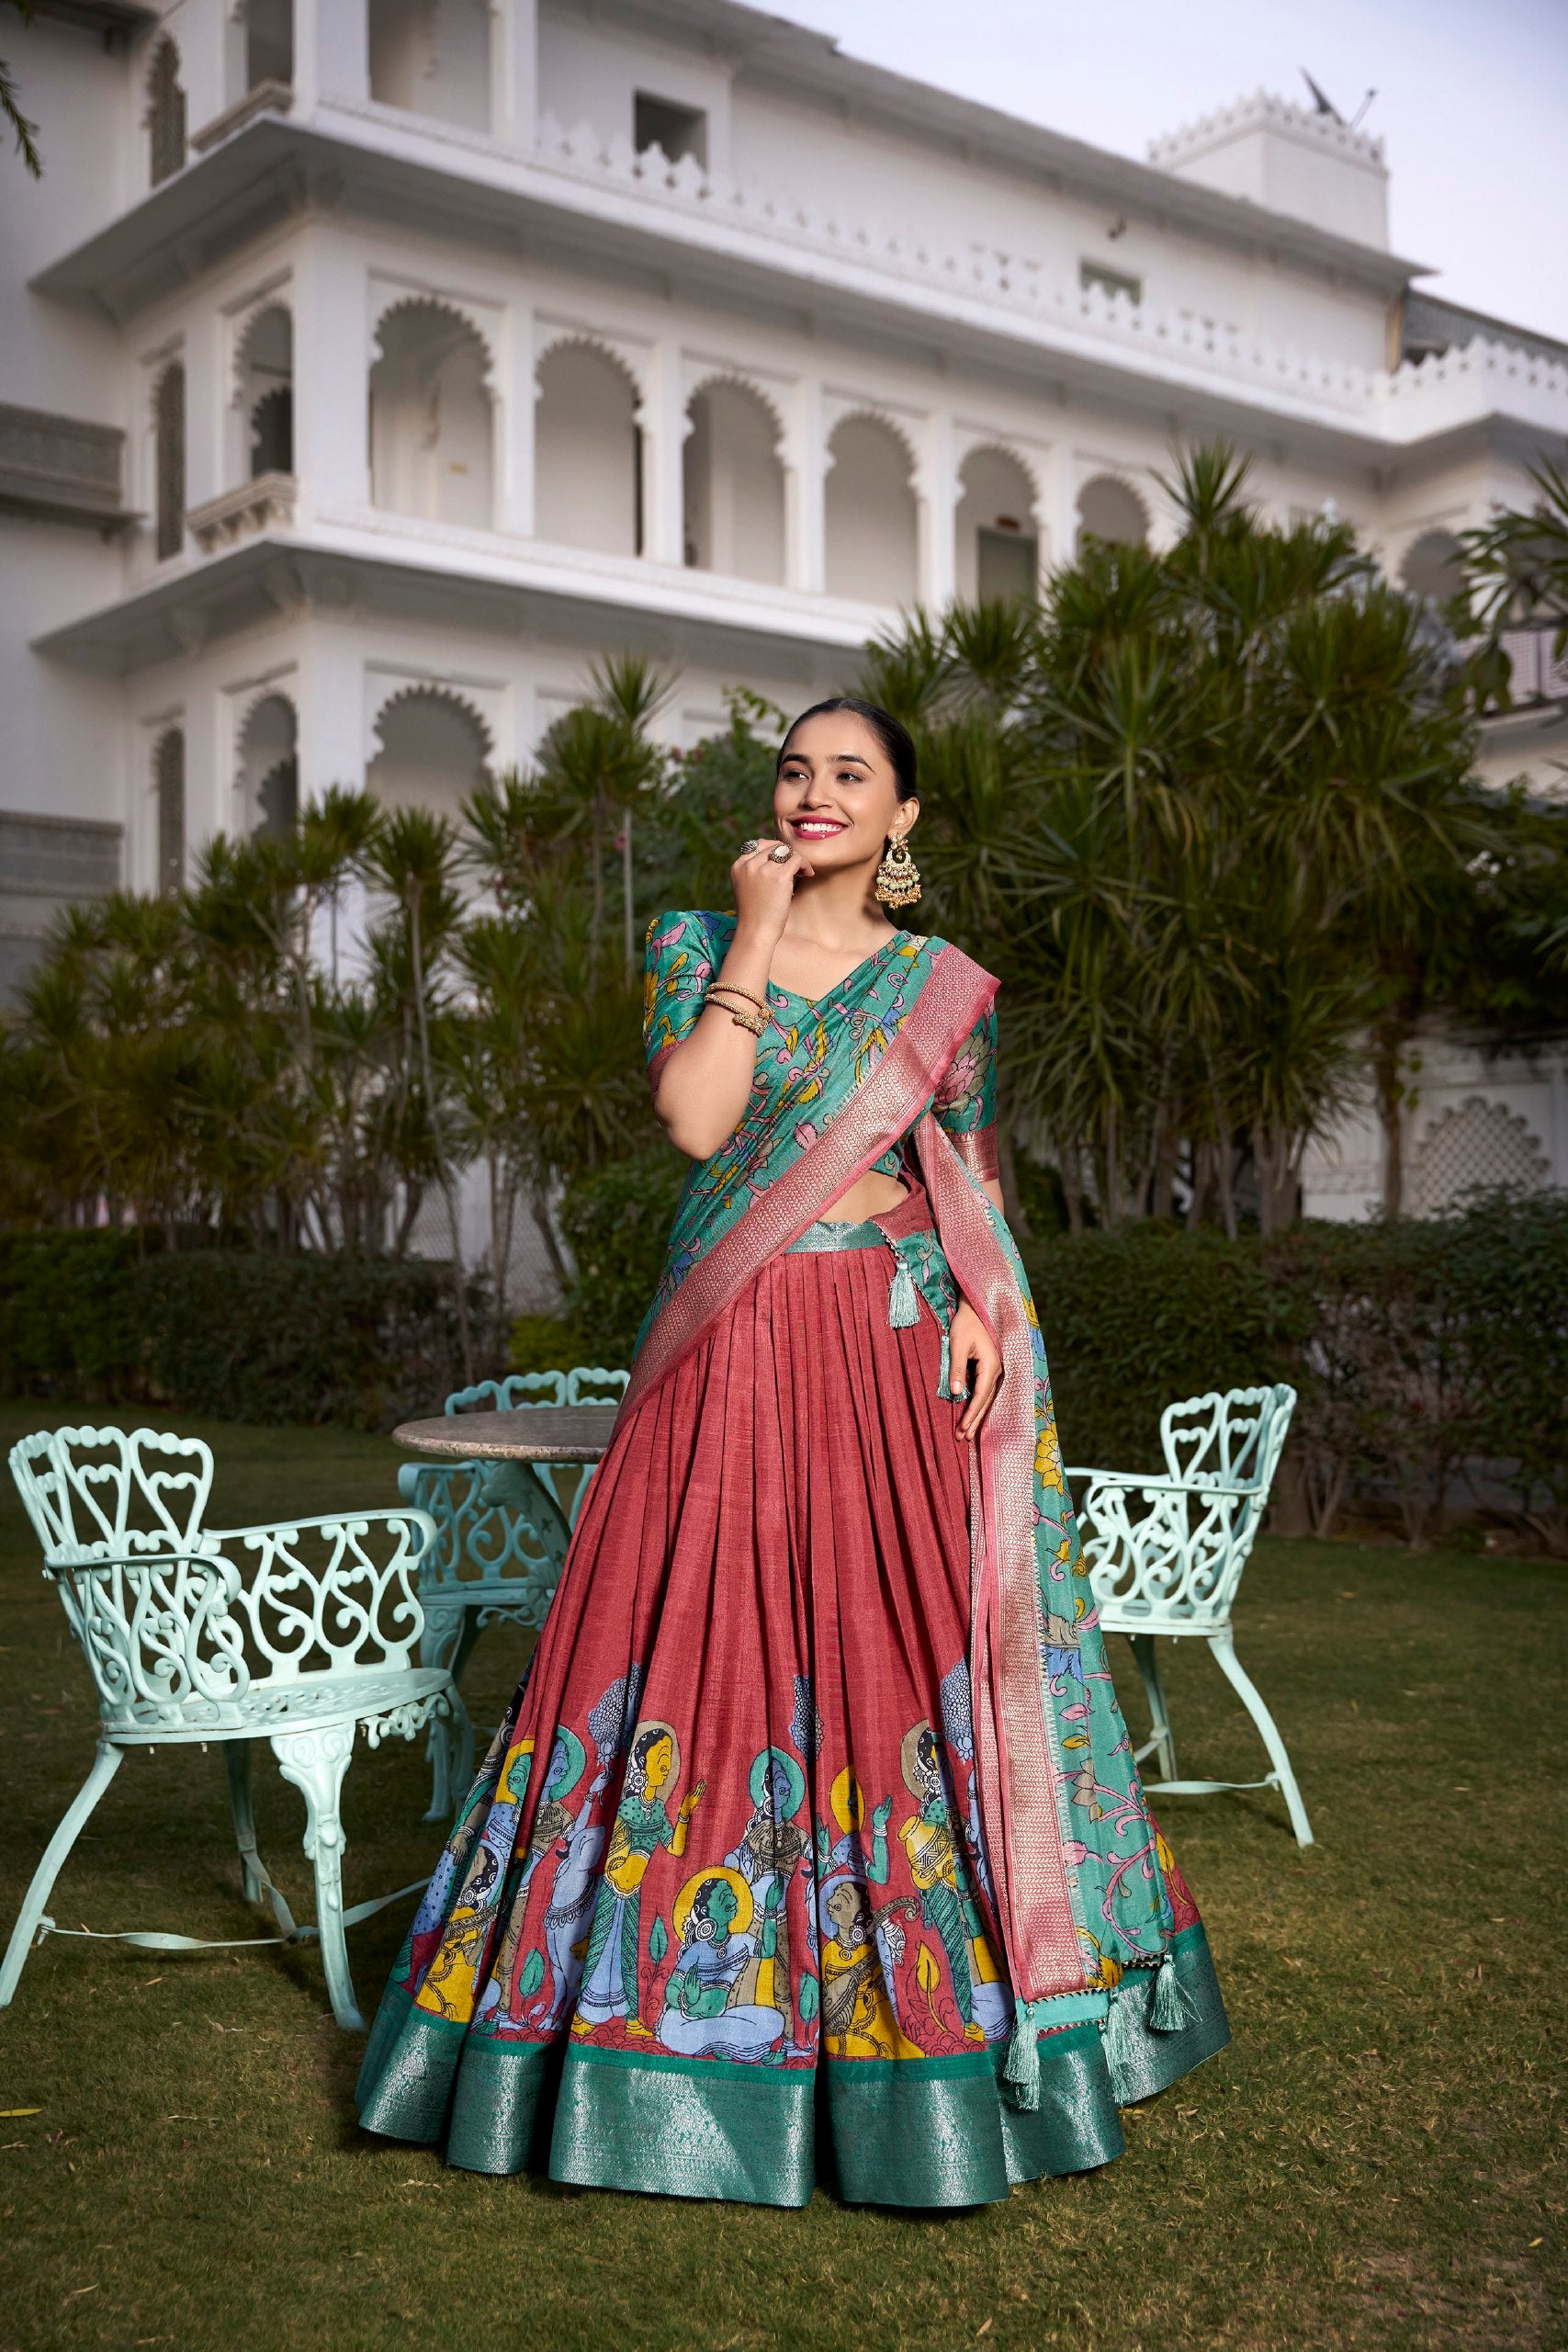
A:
773 711 917 875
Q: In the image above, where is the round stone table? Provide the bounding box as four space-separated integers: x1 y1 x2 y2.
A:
392 1404 622 1464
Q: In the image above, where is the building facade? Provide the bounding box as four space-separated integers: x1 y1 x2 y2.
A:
3 0 1565 1220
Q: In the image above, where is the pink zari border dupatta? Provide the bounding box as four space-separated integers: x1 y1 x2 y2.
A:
616 944 1085 2007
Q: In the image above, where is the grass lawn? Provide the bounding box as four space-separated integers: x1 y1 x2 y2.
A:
0 1400 1562 2352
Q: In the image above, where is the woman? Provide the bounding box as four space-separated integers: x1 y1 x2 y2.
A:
356 696 1229 2208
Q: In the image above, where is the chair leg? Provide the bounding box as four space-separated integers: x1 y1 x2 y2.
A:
0 1741 124 2008
1208 1630 1314 1849
223 1742 296 1934
1127 1634 1179 1781
271 1724 363 2030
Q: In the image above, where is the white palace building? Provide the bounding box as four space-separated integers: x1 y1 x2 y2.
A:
2 0 1566 1223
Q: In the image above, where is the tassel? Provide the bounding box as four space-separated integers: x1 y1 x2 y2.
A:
1001 1998 1041 2110
887 1250 920 1329
1100 1979 1142 2090
1148 1951 1199 2033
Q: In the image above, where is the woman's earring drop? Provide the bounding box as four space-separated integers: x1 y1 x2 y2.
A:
875 832 922 909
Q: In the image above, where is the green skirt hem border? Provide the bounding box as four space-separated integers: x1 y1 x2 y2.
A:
355 1923 1229 2210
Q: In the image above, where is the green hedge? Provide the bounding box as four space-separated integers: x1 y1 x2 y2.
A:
1025 1191 1568 1546
5 1188 1563 1545
558 1148 687 1362
0 1233 468 1430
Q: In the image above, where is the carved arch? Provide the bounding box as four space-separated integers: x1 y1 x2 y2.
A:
370 290 498 382
367 678 497 764
825 405 920 475
534 325 648 412
684 369 787 447
231 299 293 403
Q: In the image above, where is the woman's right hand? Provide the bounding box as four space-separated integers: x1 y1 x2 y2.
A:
730 838 814 944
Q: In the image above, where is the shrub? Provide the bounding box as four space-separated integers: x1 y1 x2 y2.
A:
0 1229 150 1397
135 1252 471 1429
1021 1225 1305 1474
507 1314 581 1376
558 1147 686 1363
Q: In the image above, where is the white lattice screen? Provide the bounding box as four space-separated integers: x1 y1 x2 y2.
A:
1413 1096 1550 1214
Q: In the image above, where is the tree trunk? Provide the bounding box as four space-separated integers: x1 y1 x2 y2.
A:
1372 1022 1407 1218
530 1182 573 1297
1060 1141 1085 1237
1254 1126 1302 1236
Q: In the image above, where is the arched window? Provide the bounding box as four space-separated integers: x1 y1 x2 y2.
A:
825 414 918 605
237 695 299 836
153 729 185 894
367 689 491 818
238 305 294 478
682 380 785 582
153 362 186 560
147 38 186 186
535 342 643 557
369 301 494 529
244 0 294 88
1400 529 1464 607
956 447 1039 604
1076 474 1148 553
368 0 491 131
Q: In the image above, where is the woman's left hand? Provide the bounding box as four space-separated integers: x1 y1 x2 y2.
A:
948 1299 1002 1440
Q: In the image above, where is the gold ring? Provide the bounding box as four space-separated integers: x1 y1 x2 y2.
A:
770 843 791 863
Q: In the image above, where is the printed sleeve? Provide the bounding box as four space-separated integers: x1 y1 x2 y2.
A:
643 910 716 1098
933 1002 998 1182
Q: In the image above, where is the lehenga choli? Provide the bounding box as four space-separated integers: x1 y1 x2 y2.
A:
355 912 1229 2207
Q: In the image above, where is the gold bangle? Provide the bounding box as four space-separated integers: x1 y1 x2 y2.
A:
705 987 768 1034
706 979 769 1012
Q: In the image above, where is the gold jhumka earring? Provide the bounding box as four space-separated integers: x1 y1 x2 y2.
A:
874 831 921 909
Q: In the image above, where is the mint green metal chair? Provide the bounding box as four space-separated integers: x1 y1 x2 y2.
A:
1069 1383 1312 1847
398 1366 629 1816
3 1424 468 2028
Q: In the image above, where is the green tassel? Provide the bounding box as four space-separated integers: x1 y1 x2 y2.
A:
1148 1951 1199 2033
1101 1979 1141 2081
887 1252 920 1329
1001 1998 1041 2110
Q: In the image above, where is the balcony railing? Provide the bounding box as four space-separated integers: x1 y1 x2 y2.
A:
186 471 296 552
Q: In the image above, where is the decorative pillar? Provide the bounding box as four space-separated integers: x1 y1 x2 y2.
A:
292 231 371 523
918 412 957 612
786 379 826 594
183 303 225 513
646 342 686 568
493 0 538 148
292 0 369 111
502 306 535 537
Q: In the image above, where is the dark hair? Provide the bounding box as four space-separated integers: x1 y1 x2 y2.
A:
777 696 919 802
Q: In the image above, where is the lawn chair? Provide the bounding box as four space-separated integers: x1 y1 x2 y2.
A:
1068 1383 1313 1848
397 1366 629 1817
2 1424 468 2029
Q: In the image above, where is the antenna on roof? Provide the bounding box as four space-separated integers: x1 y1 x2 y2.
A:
1300 70 1344 122
1300 69 1378 131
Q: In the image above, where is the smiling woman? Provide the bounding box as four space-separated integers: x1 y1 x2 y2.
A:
355 696 1229 2209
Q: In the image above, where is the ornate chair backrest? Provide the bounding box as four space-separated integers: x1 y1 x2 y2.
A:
400 1456 567 1631
39 1510 433 1736
9 1424 213 1565
409 1365 628 1625
1159 1385 1294 1493
444 1374 567 1415
565 1366 630 1406
1083 1384 1297 1628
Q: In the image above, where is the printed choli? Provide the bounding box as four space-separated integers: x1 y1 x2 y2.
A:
355 910 1228 2208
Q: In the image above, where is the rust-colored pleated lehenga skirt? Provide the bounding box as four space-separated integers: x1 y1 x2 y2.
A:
355 1190 1228 2207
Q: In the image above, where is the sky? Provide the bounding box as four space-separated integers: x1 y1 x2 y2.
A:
770 0 1568 344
